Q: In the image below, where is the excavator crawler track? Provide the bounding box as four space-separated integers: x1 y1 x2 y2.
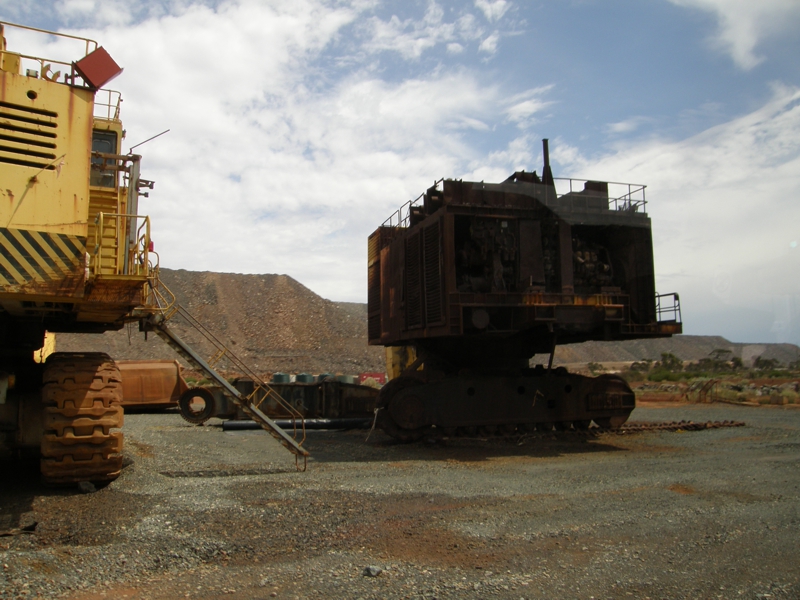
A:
40 353 124 485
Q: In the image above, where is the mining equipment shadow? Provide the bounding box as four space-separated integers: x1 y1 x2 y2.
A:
0 457 84 536
302 428 627 464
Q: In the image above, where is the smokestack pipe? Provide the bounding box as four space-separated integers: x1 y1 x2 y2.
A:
542 138 554 185
542 138 550 170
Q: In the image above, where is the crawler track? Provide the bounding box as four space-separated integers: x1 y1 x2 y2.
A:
40 353 124 485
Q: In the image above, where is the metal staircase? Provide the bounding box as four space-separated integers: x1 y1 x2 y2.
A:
137 273 309 467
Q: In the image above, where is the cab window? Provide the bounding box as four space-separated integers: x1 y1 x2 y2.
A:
90 130 118 188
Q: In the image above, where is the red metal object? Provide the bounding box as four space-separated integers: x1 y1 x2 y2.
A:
73 46 123 89
359 372 387 385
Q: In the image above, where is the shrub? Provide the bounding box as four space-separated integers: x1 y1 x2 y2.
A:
656 352 683 372
754 356 781 370
629 360 652 372
587 362 604 375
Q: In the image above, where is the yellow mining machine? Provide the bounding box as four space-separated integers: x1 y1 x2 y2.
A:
0 22 307 485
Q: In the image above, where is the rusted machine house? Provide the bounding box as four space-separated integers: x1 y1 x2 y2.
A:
370 142 679 360
368 140 681 438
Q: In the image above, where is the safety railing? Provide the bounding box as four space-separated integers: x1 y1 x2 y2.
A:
380 174 648 228
656 292 682 324
139 274 307 461
554 178 647 213
140 260 175 314
382 179 443 228
0 21 99 88
94 89 122 121
92 213 150 277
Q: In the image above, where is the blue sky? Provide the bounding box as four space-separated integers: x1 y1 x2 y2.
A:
1 0 799 346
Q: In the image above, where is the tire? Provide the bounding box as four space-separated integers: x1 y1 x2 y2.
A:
178 387 215 424
40 353 124 485
377 376 428 442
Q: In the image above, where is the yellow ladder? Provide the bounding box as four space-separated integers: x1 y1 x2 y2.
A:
88 188 121 274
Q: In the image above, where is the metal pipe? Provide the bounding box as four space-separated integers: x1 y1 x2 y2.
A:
542 139 554 186
542 138 550 170
223 418 372 431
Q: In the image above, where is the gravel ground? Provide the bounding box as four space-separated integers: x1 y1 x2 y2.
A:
1 402 799 600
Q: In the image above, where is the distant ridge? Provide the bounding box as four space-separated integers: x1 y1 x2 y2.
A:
549 335 799 367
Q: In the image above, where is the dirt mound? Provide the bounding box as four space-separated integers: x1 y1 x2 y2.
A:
56 269 384 376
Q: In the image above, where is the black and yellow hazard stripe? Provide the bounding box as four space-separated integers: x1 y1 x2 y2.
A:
0 227 86 287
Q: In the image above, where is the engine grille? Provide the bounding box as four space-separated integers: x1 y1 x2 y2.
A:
0 100 58 170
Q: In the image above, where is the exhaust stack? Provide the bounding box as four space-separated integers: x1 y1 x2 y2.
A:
542 138 554 185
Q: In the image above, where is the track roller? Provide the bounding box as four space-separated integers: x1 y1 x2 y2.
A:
377 375 429 442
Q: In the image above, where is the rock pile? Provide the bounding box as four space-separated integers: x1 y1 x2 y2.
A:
57 269 385 377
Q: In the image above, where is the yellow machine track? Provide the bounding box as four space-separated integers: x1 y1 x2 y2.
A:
40 353 124 485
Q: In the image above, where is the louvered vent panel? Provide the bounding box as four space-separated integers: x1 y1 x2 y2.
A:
368 314 381 341
423 222 443 325
405 231 423 329
0 101 58 170
367 231 382 315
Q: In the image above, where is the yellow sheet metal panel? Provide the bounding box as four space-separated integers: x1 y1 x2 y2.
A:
0 51 20 74
0 226 86 296
0 71 93 238
33 331 55 363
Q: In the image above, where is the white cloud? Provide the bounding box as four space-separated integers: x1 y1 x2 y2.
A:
56 0 136 26
605 116 651 135
362 2 454 59
554 85 800 342
360 2 488 59
504 86 554 128
478 31 499 54
0 0 39 21
465 133 539 182
474 0 510 23
668 0 800 69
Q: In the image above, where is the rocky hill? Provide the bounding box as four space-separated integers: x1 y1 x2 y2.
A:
57 269 385 376
57 269 798 375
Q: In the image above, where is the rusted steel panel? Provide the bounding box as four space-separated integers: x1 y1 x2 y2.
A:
84 276 145 305
368 168 678 354
558 219 574 294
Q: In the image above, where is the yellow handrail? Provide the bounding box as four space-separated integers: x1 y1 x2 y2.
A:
92 212 150 277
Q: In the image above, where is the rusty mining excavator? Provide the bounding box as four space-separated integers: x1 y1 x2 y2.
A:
368 139 682 440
